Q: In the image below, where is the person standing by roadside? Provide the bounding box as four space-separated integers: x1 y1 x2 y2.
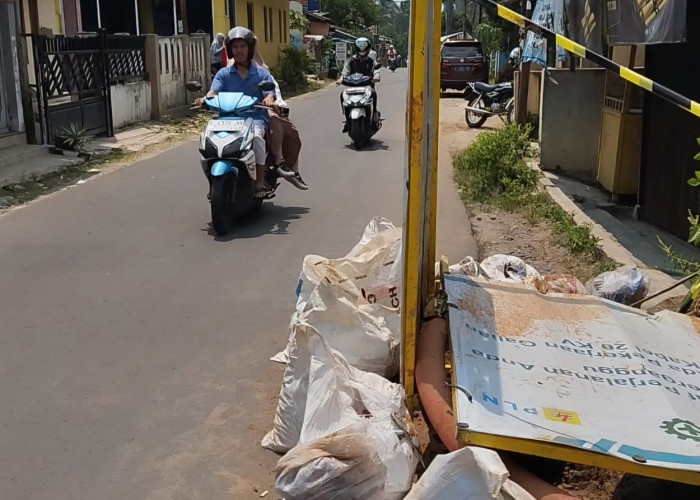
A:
210 33 226 75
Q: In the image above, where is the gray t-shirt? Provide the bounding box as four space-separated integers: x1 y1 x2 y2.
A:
210 41 225 65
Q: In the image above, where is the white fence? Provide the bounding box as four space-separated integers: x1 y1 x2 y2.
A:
144 33 210 120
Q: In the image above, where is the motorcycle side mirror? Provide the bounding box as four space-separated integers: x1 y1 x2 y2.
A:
258 81 276 92
186 81 202 92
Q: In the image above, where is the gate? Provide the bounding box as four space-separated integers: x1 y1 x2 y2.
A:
32 32 113 144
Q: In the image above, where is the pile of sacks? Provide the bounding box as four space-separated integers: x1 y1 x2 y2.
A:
450 254 651 306
262 218 419 499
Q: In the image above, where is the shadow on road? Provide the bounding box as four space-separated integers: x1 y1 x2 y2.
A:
203 204 310 241
342 139 390 152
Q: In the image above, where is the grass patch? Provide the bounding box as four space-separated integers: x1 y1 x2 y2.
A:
453 123 617 268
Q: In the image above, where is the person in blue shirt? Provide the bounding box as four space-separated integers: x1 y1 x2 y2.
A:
199 27 276 197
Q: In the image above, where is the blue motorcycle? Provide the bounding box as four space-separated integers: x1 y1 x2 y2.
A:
187 81 279 236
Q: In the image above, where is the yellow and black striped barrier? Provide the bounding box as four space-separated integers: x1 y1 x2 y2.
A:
474 0 700 118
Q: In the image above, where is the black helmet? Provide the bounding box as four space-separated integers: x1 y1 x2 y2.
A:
225 26 256 60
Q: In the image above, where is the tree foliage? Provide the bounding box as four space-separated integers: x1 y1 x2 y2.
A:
290 10 309 32
323 0 382 33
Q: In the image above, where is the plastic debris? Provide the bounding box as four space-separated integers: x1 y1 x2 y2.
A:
479 255 540 285
448 256 480 276
588 268 651 305
535 274 587 295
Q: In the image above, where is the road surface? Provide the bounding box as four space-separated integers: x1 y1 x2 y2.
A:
0 70 473 499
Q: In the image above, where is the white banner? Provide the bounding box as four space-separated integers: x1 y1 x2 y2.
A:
445 274 700 473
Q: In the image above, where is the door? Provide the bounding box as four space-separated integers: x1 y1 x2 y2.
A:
0 3 11 133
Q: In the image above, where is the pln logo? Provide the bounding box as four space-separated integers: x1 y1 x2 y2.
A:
544 408 582 425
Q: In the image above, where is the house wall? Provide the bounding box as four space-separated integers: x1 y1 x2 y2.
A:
540 68 606 184
638 2 700 239
213 0 230 35
37 0 62 33
110 81 152 129
236 0 288 67
308 20 329 37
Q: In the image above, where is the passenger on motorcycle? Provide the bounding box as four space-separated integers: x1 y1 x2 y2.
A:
252 43 308 190
197 27 276 198
336 37 380 133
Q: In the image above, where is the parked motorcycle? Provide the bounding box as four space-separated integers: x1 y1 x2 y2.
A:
464 81 515 128
187 80 281 236
340 67 382 149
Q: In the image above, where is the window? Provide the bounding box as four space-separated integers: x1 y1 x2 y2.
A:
284 13 288 43
278 10 283 43
246 2 254 31
268 7 274 43
263 6 269 42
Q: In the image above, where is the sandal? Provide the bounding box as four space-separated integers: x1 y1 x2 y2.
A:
254 187 267 198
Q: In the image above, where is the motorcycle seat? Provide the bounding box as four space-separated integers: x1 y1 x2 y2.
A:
473 82 501 92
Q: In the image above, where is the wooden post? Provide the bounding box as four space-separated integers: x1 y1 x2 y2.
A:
179 0 188 34
144 34 163 120
515 0 530 124
27 0 40 33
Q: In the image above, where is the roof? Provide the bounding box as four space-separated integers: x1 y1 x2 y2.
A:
306 12 332 23
331 28 357 43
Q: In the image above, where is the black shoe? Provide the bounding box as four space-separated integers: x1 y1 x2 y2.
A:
286 172 309 191
275 163 295 178
342 122 349 133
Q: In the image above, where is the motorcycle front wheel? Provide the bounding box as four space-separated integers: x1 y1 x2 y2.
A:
465 96 488 128
350 119 366 149
210 173 236 236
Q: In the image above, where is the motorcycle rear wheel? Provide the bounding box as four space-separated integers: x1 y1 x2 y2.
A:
210 174 236 236
506 102 516 124
465 96 488 128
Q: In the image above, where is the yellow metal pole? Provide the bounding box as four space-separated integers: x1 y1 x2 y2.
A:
401 0 441 409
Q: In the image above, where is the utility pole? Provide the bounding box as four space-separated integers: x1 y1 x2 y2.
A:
515 0 531 125
463 0 467 38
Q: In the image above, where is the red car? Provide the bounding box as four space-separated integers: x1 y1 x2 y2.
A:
440 40 488 91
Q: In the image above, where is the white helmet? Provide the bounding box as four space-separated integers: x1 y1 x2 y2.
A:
355 37 371 56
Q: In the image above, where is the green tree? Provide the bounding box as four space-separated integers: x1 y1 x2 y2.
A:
290 10 309 32
475 22 504 57
323 0 382 32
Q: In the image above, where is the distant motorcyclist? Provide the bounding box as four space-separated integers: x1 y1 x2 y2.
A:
387 45 397 70
336 37 380 133
196 27 276 198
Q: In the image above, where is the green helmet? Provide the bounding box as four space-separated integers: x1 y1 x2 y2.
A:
354 37 372 56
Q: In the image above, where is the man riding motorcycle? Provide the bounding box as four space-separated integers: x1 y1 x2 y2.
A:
336 37 380 133
196 27 276 198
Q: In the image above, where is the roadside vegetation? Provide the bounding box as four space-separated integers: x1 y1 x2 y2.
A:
453 123 618 280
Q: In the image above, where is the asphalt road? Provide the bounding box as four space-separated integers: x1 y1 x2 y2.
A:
0 69 472 499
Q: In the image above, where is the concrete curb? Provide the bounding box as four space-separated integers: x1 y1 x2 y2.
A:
532 160 683 309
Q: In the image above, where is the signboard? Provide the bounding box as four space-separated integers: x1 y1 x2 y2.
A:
445 274 700 482
606 0 687 45
336 42 347 66
563 0 605 54
523 0 566 66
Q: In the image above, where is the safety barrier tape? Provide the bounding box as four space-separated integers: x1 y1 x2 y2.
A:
471 0 700 118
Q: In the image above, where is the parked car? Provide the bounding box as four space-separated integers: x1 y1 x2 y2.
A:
440 40 488 92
